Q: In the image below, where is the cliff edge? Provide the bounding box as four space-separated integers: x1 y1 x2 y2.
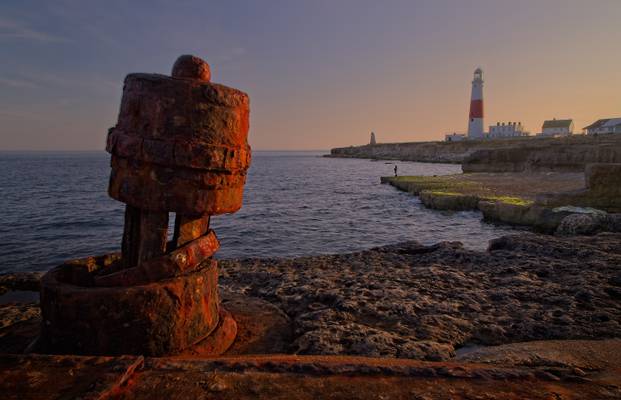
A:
330 134 621 172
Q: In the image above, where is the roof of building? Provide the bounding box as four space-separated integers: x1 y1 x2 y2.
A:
583 118 621 130
542 119 572 129
584 119 609 130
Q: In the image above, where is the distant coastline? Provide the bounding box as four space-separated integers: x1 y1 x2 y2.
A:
328 134 621 172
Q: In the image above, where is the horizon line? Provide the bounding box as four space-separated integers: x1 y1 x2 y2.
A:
0 148 333 153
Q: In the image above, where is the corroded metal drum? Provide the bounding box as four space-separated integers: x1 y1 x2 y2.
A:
40 256 220 356
39 55 249 357
106 55 251 215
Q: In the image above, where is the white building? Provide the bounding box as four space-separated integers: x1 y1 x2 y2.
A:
445 133 466 142
540 119 573 137
583 118 621 135
488 122 528 138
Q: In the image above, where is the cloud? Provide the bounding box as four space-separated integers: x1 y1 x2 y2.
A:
0 109 39 120
0 77 38 89
231 47 246 57
216 47 247 63
0 70 120 94
0 17 68 43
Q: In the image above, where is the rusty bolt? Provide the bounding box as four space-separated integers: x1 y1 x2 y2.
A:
172 54 211 81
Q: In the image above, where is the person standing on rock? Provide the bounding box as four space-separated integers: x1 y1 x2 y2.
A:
394 165 398 177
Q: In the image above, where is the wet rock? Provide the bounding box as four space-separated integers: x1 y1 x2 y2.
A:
609 274 621 287
222 292 294 355
0 272 42 293
479 202 570 233
219 233 621 360
605 214 621 232
4 233 621 362
457 339 621 371
398 341 455 361
0 303 40 353
419 191 479 211
556 212 608 236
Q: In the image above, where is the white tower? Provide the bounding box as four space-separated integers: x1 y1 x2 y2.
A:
467 68 484 139
370 131 376 145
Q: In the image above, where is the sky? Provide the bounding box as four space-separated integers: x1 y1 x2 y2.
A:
0 0 620 151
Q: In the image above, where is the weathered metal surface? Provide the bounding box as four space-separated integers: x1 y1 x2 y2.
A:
39 55 248 357
172 214 210 248
171 54 212 81
108 156 247 215
106 61 250 215
94 230 220 287
40 259 220 356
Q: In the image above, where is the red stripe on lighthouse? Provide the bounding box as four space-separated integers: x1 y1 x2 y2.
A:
469 99 483 118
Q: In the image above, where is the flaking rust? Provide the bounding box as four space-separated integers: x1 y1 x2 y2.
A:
39 55 250 356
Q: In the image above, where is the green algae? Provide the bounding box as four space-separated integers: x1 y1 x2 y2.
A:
387 175 533 208
483 196 534 207
428 191 463 197
389 175 481 195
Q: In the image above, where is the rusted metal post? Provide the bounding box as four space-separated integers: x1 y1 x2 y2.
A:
40 54 251 356
122 206 169 267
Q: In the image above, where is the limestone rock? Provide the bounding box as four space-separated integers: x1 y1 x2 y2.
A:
537 163 621 212
0 272 42 294
462 138 621 173
219 233 621 360
556 212 608 236
420 191 479 211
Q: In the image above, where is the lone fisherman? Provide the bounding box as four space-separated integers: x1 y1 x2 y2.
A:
394 165 398 177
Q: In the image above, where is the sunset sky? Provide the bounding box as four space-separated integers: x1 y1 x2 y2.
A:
1 0 620 151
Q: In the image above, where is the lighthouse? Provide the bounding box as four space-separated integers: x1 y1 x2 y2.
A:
467 68 484 139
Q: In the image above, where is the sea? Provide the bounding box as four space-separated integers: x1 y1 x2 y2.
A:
0 151 521 273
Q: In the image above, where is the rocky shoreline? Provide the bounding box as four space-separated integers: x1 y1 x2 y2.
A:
218 233 621 360
3 233 621 361
329 134 621 173
382 166 621 234
2 233 621 398
4 348 621 399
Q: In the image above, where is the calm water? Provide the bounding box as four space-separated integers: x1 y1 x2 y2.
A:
0 151 519 273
